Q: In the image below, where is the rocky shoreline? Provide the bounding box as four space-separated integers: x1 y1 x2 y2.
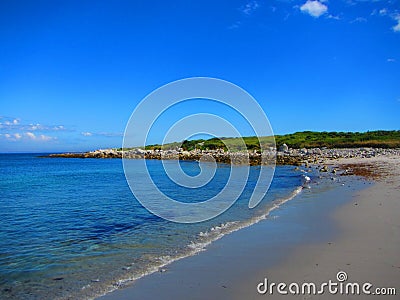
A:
47 145 400 166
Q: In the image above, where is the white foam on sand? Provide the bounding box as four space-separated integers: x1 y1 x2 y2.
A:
93 184 305 300
188 186 304 252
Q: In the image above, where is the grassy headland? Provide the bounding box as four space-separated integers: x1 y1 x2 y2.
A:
143 130 400 151
50 130 400 165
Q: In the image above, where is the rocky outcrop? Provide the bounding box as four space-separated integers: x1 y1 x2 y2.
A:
47 147 400 166
278 143 289 152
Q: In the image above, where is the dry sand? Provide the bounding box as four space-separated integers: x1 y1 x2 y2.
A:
235 155 400 300
98 156 400 300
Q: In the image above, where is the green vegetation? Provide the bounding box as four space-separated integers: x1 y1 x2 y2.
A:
274 130 400 149
145 136 275 151
138 130 400 151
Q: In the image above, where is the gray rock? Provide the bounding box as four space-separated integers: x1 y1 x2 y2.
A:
314 148 322 155
278 143 289 152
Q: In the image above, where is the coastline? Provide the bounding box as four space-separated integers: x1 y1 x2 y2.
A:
96 155 400 300
46 147 400 167
234 155 400 299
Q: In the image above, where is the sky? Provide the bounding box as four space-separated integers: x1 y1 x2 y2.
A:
0 0 399 152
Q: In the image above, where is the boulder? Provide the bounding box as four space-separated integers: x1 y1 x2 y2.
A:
278 143 289 152
320 165 329 172
314 148 322 155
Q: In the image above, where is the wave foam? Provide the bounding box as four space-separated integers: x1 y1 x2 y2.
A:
93 185 303 300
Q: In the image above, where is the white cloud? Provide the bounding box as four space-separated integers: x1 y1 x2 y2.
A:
328 14 341 20
300 0 328 18
53 125 65 131
370 6 400 33
228 21 242 29
25 132 36 139
351 17 367 23
387 58 396 62
28 124 43 130
242 1 259 15
0 131 55 142
81 131 122 137
39 134 54 141
1 133 16 141
82 132 93 136
379 8 388 16
24 132 55 141
98 132 123 137
26 123 66 131
393 14 400 32
2 118 19 126
0 117 67 132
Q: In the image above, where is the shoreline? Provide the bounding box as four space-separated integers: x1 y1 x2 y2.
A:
236 155 400 299
95 155 400 300
92 183 306 300
46 147 400 167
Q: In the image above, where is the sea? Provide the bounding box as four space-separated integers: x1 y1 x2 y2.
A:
0 153 338 299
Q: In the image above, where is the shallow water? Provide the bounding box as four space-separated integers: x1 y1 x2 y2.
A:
0 154 317 299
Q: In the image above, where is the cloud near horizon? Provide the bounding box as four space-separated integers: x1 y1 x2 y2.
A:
81 131 122 137
0 131 56 142
0 116 66 132
0 116 62 143
81 132 93 137
0 116 122 148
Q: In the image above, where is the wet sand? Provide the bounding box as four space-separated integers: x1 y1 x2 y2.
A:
97 156 400 300
235 156 400 299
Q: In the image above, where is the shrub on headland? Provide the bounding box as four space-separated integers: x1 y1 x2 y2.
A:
144 130 400 151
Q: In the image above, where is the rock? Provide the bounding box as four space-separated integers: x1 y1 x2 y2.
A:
46 147 400 167
278 143 289 152
320 166 329 172
314 148 322 155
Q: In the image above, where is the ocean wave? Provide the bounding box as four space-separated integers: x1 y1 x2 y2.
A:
93 185 304 300
186 185 304 253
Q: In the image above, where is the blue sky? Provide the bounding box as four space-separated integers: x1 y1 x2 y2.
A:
1 0 399 152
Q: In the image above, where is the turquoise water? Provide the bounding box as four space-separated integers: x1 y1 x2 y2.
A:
0 154 309 299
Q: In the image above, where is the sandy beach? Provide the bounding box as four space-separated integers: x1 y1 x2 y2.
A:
234 155 400 300
3 1 400 298
97 155 400 300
